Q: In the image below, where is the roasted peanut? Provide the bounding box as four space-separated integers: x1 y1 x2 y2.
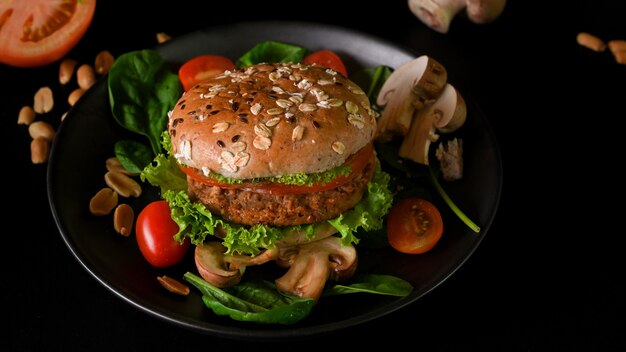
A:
576 32 606 52
157 276 190 296
95 50 114 75
59 58 77 85
18 106 36 125
608 40 626 54
105 157 139 176
156 32 172 44
89 188 118 216
77 64 96 90
68 88 85 106
33 86 54 114
104 171 142 198
28 121 55 141
113 204 134 237
30 138 49 164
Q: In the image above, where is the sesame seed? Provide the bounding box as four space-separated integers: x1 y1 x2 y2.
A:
217 140 225 148
332 141 346 154
312 121 320 129
231 135 240 143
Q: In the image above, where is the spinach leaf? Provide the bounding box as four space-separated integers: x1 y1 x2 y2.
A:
236 41 309 67
184 272 315 325
108 49 182 156
114 140 153 174
323 274 413 297
351 65 393 111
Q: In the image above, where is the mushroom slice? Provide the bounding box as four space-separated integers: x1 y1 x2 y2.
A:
275 236 358 300
194 242 242 288
407 0 466 34
399 83 466 165
465 0 507 24
376 55 447 141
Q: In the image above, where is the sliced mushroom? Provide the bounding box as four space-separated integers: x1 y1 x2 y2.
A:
398 83 466 165
275 236 357 300
408 0 506 33
223 248 279 269
465 0 507 24
194 242 242 288
408 0 466 34
376 55 447 141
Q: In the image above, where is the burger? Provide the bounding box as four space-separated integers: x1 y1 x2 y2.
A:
146 62 393 299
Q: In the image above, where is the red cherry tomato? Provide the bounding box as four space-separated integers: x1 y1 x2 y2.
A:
136 200 189 268
387 198 444 254
0 0 96 67
178 55 236 91
302 50 348 77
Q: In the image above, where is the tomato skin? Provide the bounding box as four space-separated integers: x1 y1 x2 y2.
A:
387 198 444 254
0 0 96 67
136 200 189 268
302 50 348 77
178 143 374 195
178 55 235 91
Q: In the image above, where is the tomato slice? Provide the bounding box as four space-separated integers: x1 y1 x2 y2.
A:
179 143 374 195
178 55 236 91
302 50 348 77
136 200 190 268
387 198 444 254
0 0 96 67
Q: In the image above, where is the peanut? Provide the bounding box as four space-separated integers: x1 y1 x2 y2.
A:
95 50 115 75
28 121 55 141
105 157 139 176
104 171 142 198
77 64 96 90
608 40 626 54
156 32 172 44
30 138 49 164
157 276 190 296
113 204 134 237
33 86 54 114
59 58 77 85
89 188 118 216
68 88 85 106
576 32 606 52
18 106 36 125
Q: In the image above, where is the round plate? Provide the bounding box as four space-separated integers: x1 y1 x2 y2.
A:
48 21 501 339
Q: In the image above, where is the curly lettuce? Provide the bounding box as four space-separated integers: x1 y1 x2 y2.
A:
141 152 393 256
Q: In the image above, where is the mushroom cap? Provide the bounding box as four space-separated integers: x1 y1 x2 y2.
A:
195 242 242 288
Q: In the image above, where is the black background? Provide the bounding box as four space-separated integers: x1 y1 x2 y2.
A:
5 0 625 350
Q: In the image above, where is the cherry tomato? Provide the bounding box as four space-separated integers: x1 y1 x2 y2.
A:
387 198 444 254
178 55 235 91
136 200 189 268
0 0 96 67
302 50 348 77
179 144 374 195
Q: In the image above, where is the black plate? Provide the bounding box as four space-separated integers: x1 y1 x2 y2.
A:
48 21 501 340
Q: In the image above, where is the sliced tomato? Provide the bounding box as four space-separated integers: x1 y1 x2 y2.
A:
178 55 235 91
179 143 374 195
302 50 348 77
387 198 444 254
0 0 96 67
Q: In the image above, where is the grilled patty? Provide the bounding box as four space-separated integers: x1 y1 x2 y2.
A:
188 157 375 227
